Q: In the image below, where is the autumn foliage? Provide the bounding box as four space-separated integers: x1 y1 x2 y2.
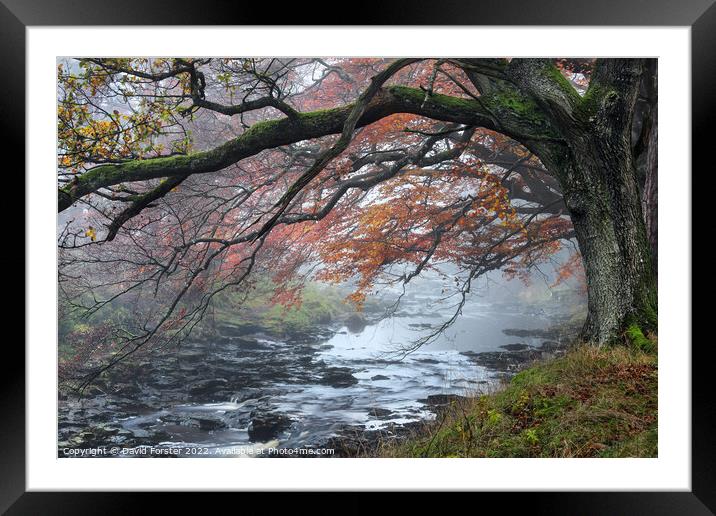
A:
57 58 586 384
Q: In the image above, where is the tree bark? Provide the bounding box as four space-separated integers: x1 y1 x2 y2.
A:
525 59 658 344
643 97 658 278
557 142 657 344
633 60 658 278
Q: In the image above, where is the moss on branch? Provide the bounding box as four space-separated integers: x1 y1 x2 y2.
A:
58 79 572 212
58 86 494 211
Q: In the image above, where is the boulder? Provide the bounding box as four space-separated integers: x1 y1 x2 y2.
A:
319 367 358 388
191 416 227 431
367 407 394 419
247 413 293 442
187 378 228 396
500 343 530 351
421 394 468 407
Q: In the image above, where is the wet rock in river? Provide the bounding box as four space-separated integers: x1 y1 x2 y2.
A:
502 328 560 339
319 367 358 388
248 413 294 442
461 349 543 373
146 376 182 390
367 407 395 419
500 343 530 351
187 378 228 396
191 416 227 431
370 374 390 381
78 407 115 424
157 413 188 425
415 357 440 364
111 400 155 415
460 337 567 378
421 394 468 408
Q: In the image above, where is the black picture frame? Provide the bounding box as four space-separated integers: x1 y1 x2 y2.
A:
2 1 709 512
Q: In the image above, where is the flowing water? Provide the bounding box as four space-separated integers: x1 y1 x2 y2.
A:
58 279 575 457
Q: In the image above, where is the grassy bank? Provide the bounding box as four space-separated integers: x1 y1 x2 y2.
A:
380 343 658 458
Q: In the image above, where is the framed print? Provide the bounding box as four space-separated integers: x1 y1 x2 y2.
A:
3 0 711 511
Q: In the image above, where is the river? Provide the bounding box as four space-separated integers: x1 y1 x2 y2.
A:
58 279 578 458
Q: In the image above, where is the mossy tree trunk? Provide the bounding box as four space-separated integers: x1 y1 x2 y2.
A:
505 59 657 344
554 133 657 344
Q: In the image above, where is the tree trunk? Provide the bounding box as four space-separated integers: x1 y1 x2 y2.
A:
558 140 657 344
643 101 658 277
516 59 658 344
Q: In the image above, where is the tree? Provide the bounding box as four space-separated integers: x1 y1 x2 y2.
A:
57 58 657 382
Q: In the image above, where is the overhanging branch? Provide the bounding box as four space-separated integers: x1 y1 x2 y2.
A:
58 87 499 212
